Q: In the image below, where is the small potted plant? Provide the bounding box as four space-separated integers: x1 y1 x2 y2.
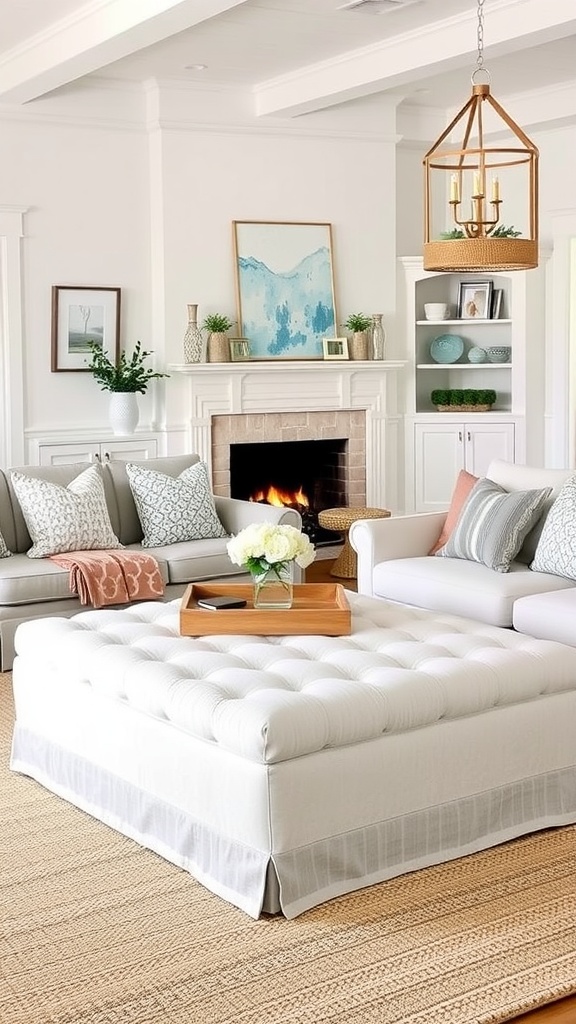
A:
202 313 235 363
344 313 372 361
86 340 168 435
431 388 496 412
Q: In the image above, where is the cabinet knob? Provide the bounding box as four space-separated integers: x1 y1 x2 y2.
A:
94 452 101 462
458 431 463 442
467 431 471 442
103 452 110 462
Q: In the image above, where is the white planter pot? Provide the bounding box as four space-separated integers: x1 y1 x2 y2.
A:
109 392 139 435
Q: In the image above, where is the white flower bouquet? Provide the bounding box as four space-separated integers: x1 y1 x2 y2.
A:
227 522 315 576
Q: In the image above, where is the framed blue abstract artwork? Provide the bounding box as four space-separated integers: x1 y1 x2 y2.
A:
232 221 337 360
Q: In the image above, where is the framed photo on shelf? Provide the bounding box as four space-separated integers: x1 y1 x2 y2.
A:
490 289 503 319
51 285 121 372
457 280 493 320
322 337 349 360
232 220 337 360
229 338 251 361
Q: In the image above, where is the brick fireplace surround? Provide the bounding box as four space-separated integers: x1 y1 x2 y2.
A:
170 360 405 512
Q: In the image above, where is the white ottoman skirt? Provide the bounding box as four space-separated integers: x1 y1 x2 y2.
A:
10 593 576 919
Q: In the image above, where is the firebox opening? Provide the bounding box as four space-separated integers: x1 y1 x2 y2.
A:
230 439 348 546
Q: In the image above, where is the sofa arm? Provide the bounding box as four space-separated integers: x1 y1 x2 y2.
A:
349 512 447 596
214 496 302 535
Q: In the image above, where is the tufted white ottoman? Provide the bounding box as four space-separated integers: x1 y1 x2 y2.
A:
10 592 576 919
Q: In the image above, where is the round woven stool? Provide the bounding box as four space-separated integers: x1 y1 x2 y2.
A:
318 506 391 578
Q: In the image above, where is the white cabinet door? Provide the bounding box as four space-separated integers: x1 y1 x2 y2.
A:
37 437 159 466
414 420 515 512
414 422 467 512
464 422 515 478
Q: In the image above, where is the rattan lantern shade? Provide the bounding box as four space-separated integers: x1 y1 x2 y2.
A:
423 83 539 274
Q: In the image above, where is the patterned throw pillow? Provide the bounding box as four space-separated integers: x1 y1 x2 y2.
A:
435 477 551 573
0 528 11 558
531 474 576 579
11 465 122 558
126 461 227 547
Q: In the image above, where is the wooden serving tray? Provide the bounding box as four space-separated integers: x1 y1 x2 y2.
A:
180 582 351 636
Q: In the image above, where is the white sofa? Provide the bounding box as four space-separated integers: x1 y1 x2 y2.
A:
0 454 301 670
350 460 576 634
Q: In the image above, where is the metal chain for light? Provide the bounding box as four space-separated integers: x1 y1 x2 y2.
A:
476 0 485 73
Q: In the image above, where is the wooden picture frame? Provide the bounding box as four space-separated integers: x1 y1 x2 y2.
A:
232 221 337 360
51 285 121 372
457 280 493 320
229 338 251 361
322 337 349 360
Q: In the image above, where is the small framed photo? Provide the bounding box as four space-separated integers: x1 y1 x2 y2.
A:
490 289 503 319
51 286 121 372
322 337 349 361
229 338 251 361
457 280 493 320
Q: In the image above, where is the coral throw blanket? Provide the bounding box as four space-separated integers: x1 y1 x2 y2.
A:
50 550 165 608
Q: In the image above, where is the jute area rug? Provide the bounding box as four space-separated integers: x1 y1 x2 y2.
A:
2 671 576 1024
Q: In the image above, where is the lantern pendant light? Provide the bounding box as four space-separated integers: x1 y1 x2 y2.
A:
423 0 539 273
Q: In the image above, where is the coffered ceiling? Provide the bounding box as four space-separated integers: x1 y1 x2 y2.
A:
1 0 575 120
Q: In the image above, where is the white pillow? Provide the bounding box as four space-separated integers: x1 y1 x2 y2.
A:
11 465 122 558
531 473 576 579
0 528 11 558
126 461 227 547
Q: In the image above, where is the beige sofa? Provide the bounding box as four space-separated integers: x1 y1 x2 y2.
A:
0 454 301 670
349 460 576 633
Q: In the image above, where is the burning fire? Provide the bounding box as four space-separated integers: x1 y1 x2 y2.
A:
250 484 309 508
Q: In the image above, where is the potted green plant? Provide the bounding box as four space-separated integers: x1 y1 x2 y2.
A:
431 388 496 412
201 313 235 363
344 313 372 361
86 340 169 435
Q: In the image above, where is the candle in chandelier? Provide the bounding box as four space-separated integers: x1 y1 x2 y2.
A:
491 177 500 201
473 172 482 196
450 174 459 202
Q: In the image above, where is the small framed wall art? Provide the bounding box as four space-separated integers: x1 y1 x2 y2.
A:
322 337 349 360
51 285 121 372
457 280 493 320
229 338 251 361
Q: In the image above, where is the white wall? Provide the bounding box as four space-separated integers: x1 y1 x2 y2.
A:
2 78 576 466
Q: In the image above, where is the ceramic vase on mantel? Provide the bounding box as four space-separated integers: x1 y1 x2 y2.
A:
371 314 386 360
183 303 205 363
109 392 139 436
251 561 294 610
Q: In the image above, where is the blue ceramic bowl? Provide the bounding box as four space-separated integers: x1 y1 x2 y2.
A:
430 335 465 364
486 346 511 363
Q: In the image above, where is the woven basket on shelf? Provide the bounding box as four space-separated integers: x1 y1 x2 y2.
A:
435 404 492 412
423 237 538 273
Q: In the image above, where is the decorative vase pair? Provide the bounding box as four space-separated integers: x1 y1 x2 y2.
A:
251 560 294 610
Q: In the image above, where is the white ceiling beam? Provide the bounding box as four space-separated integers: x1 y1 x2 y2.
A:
0 0 248 104
254 0 576 117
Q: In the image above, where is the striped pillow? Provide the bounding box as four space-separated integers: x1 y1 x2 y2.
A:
435 477 551 573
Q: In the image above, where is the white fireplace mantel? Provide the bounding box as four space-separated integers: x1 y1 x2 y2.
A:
169 360 406 511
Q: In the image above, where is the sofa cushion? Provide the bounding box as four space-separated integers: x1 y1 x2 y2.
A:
143 539 245 585
11 465 122 558
429 469 478 555
104 455 201 545
530 474 576 580
372 556 574 628
435 477 551 573
126 461 227 548
513 589 576 646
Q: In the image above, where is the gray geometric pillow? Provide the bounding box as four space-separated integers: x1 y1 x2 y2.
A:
0 528 11 558
11 464 122 558
436 476 551 573
126 461 227 547
531 474 576 579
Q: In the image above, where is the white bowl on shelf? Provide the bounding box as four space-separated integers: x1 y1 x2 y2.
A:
424 303 449 321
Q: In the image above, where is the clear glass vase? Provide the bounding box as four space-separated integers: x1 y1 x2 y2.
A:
183 303 205 363
251 561 294 610
371 314 386 360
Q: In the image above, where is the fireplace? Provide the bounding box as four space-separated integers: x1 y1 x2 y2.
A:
230 438 348 545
